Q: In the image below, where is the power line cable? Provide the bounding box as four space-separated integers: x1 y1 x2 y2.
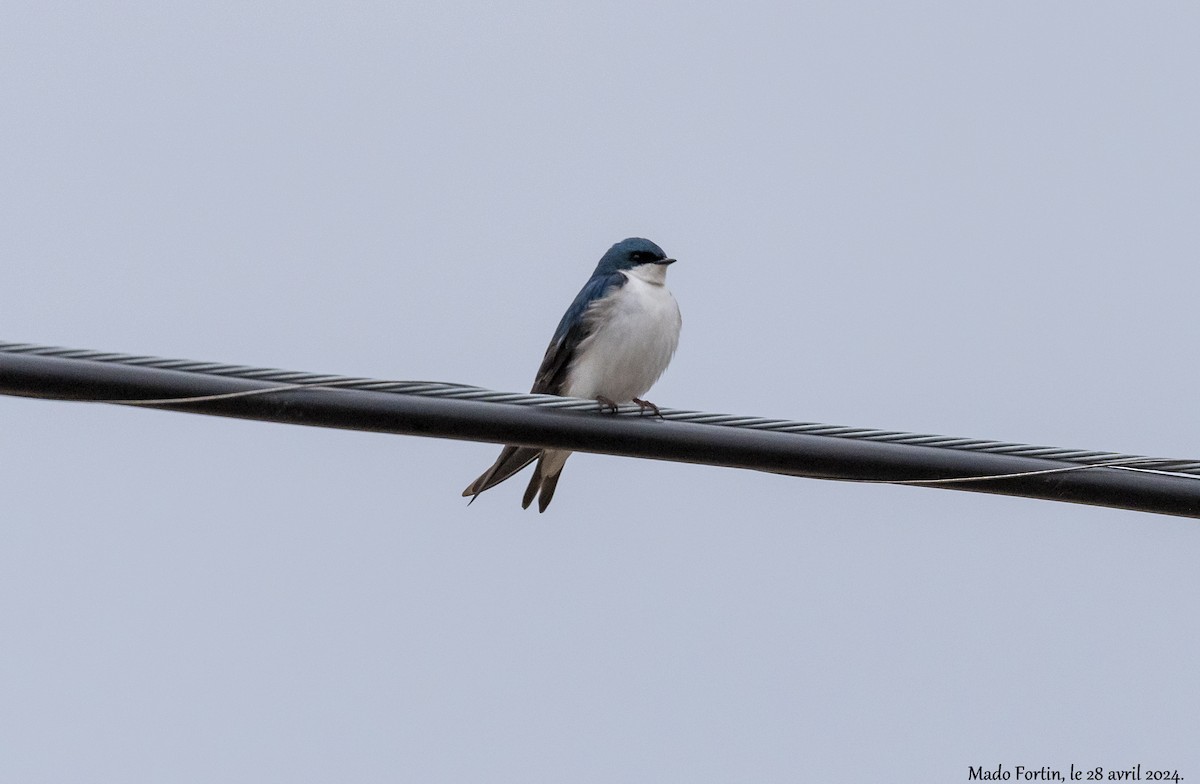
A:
1 340 1197 519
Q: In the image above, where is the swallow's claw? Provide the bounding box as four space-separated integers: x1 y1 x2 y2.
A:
596 395 620 414
632 397 663 419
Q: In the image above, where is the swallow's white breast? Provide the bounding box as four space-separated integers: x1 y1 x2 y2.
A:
565 265 682 402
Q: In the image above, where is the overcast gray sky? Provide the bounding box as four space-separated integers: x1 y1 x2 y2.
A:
2 2 1198 781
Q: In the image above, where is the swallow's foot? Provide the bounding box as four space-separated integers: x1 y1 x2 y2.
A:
632 397 663 419
596 395 620 414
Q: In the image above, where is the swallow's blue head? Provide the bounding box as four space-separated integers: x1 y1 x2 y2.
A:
592 237 676 277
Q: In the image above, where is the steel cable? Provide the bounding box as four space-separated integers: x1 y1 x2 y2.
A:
1 340 1198 517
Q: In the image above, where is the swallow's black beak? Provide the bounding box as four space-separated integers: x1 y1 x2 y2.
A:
654 257 677 265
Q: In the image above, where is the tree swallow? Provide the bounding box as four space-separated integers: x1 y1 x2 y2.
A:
463 237 682 512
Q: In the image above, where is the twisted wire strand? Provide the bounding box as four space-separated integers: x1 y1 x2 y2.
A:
3 341 1198 483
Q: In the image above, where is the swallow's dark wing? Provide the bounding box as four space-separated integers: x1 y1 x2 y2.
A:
461 271 626 503
530 271 627 395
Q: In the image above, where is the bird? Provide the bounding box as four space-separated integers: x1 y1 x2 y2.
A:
462 237 682 512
